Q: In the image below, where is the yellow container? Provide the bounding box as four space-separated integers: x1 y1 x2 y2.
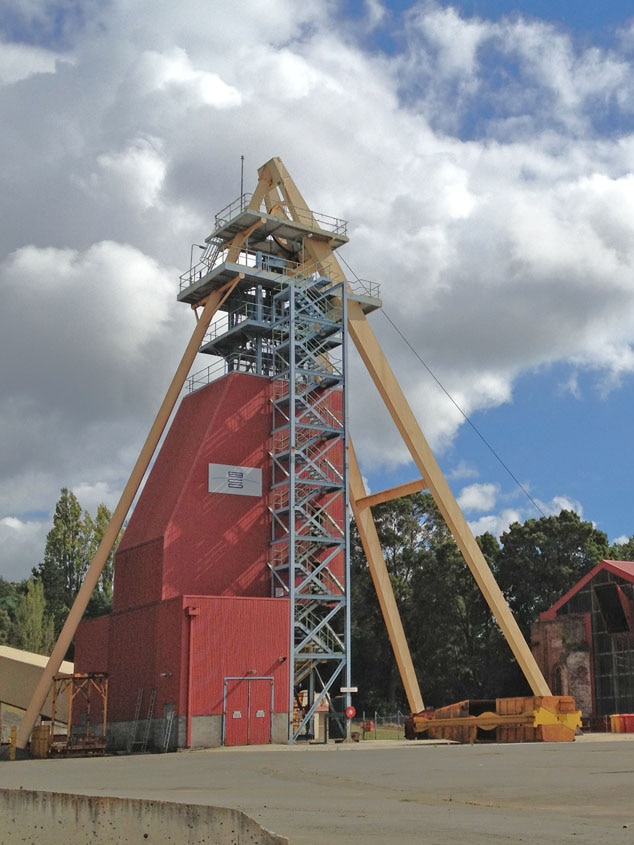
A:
30 724 51 758
610 714 623 733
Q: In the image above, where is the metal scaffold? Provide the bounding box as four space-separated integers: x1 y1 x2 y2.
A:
269 276 350 740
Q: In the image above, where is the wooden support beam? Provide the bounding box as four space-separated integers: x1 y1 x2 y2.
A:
349 443 425 714
259 156 549 699
256 157 317 231
356 478 427 510
255 158 347 282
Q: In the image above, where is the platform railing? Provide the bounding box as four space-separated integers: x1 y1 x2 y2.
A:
213 191 348 237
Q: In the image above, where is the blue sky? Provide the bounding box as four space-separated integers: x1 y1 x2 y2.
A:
364 314 634 544
1 0 634 580
345 1 633 32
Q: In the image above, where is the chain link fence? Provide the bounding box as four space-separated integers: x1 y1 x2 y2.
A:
351 711 408 740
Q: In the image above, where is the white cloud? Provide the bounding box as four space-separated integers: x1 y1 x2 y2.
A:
538 495 584 519
468 508 523 539
0 239 192 581
407 3 489 78
0 40 67 84
448 461 479 481
0 516 48 582
71 481 119 516
467 493 585 541
127 48 242 108
458 482 499 512
364 0 387 29
2 1 634 578
87 138 167 211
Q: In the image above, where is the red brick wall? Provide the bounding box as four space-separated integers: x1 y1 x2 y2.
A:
531 615 593 716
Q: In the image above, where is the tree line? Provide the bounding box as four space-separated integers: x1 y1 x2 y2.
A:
2 487 633 712
0 488 118 655
351 493 634 713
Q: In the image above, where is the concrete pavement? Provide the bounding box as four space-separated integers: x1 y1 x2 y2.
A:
2 735 634 844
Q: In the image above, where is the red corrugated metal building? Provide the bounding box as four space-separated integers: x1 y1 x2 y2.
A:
75 372 291 749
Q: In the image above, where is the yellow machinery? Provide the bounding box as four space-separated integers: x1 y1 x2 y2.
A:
407 696 581 743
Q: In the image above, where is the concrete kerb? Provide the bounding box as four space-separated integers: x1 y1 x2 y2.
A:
0 788 289 845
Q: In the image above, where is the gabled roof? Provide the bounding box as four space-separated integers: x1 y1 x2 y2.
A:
540 560 634 621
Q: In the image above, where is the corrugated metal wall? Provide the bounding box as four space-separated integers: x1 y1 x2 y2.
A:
187 596 289 716
105 602 160 721
74 614 110 674
113 373 272 608
113 538 163 614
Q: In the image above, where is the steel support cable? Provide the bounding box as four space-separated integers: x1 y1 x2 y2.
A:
337 253 547 520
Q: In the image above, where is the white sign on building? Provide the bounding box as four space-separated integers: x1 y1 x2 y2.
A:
208 463 262 497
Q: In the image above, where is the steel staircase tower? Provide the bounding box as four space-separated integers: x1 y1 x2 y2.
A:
269 276 350 739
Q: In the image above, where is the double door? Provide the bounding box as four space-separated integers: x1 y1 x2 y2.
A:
223 676 274 746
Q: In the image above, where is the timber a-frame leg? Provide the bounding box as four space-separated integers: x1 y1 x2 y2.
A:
346 300 550 695
349 444 425 713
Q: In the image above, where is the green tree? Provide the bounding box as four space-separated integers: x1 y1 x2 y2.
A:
609 535 634 561
404 519 520 705
10 578 54 655
33 488 118 637
496 509 609 636
351 494 514 711
84 503 118 618
34 488 85 633
351 493 441 712
0 576 22 646
351 502 612 714
0 607 12 645
0 576 19 618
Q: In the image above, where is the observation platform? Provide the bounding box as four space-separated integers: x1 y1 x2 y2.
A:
178 260 381 316
177 191 380 315
211 206 349 252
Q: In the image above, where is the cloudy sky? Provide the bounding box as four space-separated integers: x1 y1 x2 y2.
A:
2 0 634 582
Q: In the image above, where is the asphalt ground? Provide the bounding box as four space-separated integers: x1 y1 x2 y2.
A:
2 734 634 844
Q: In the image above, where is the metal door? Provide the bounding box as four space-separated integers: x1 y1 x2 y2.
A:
223 676 274 746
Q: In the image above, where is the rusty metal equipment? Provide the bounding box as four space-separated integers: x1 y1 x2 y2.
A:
406 696 581 743
47 673 108 756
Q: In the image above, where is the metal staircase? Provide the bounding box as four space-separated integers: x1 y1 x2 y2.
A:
270 277 351 740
